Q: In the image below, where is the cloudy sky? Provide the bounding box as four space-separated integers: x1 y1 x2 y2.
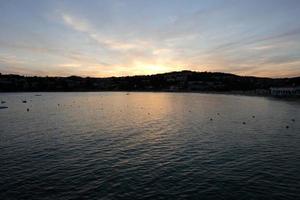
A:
0 0 300 77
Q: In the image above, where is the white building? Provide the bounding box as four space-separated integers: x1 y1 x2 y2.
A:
270 87 300 97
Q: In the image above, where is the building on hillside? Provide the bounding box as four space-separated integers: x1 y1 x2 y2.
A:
270 87 300 97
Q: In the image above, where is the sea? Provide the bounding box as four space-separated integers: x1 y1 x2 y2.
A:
0 92 299 199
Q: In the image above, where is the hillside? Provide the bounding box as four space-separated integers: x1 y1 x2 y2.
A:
0 71 299 93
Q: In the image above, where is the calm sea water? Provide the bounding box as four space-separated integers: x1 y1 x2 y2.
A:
0 92 300 200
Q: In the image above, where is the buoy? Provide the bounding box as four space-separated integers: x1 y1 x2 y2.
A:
22 100 27 103
27 108 29 112
286 126 289 129
252 116 255 118
1 101 5 104
291 119 295 122
217 113 220 115
242 122 246 125
210 118 213 121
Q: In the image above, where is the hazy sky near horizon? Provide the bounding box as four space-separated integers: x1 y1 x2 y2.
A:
0 0 300 77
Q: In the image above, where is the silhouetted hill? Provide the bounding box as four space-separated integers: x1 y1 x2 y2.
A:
0 71 299 94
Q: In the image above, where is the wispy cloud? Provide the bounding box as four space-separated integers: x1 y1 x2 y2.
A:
61 13 90 32
61 13 152 51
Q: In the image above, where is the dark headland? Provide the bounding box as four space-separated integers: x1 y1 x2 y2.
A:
1 71 299 96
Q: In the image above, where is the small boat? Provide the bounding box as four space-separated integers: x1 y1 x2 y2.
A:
22 100 27 103
0 106 8 109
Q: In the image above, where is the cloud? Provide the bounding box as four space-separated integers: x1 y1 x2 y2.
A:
208 26 300 55
249 45 276 51
61 13 90 32
1 1 300 77
0 55 26 65
0 55 50 76
61 13 152 51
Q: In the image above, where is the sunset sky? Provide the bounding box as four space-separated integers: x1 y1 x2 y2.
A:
0 0 300 77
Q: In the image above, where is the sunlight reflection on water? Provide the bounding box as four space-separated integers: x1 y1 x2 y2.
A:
0 92 300 199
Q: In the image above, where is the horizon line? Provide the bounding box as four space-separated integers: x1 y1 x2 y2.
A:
1 70 299 79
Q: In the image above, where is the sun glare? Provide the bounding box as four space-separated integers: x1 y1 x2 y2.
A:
132 61 176 75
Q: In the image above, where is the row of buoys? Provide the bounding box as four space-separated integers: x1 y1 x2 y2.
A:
0 98 297 131
209 113 295 129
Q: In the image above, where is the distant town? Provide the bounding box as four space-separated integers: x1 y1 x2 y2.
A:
1 71 300 97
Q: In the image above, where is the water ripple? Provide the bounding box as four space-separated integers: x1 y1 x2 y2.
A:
0 92 300 199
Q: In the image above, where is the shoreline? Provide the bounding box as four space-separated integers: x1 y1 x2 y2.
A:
1 90 299 99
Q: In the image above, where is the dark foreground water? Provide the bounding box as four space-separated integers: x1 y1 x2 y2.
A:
0 92 300 200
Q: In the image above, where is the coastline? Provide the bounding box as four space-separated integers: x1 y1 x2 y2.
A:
1 90 299 100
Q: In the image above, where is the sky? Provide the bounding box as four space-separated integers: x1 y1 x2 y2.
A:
0 0 300 78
